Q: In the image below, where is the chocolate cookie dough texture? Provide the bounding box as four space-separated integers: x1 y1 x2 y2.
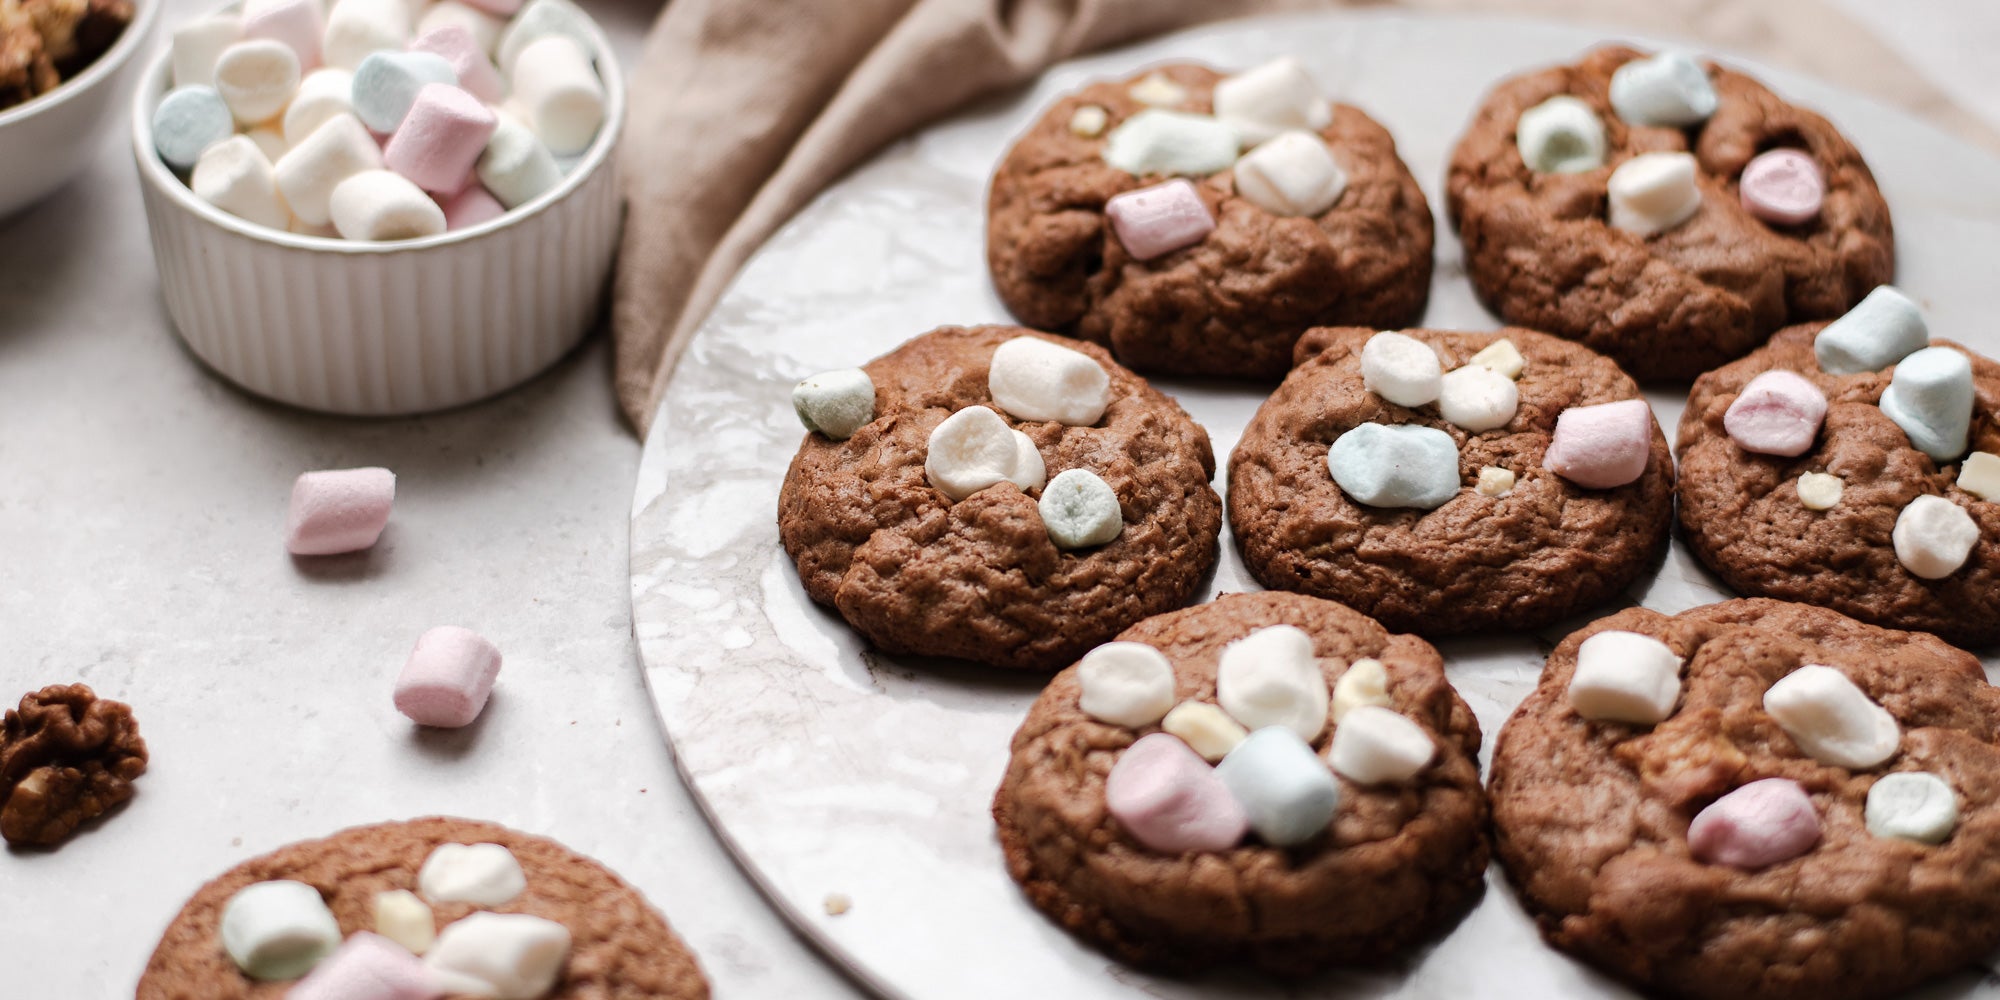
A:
987 59 1433 381
0 683 146 847
1677 291 1999 646
1446 46 1894 382
1491 600 2000 1000
780 325 1221 672
994 592 1487 974
1229 326 1674 635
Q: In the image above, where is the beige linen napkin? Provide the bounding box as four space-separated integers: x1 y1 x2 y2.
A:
612 0 1987 434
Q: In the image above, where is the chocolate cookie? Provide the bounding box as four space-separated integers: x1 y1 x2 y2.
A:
1676 325 1999 646
1228 326 1673 635
138 817 708 999
987 62 1433 381
1446 46 1894 381
1491 599 2000 1000
993 591 1488 975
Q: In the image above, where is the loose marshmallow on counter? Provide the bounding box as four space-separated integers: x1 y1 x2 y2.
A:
1233 130 1346 217
1360 331 1441 407
1545 399 1653 489
1328 706 1434 786
373 889 435 955
441 184 506 230
1879 346 1974 462
988 337 1110 425
424 913 570 1000
1040 468 1123 550
1126 72 1186 107
1866 772 1958 844
1327 423 1461 510
413 24 504 103
153 86 236 170
1740 149 1824 226
1211 57 1331 147
925 406 1045 501
241 0 324 71
1467 337 1525 380
419 1 505 57
286 932 441 1000
1961 452 2000 502
1217 624 1327 742
1069 104 1107 137
323 0 413 71
276 112 385 227
1515 95 1606 174
1476 466 1516 497
1688 778 1820 869
495 0 594 76
509 35 603 156
1608 50 1717 127
1214 727 1341 847
1076 641 1175 728
792 368 875 439
1102 108 1239 178
385 83 499 193
1608 152 1701 236
1798 471 1843 510
284 68 356 146
1814 285 1928 375
1567 629 1682 725
476 113 562 208
1893 494 1980 580
1764 664 1900 769
214 39 302 126
394 625 502 728
172 14 242 88
419 843 526 905
1104 179 1213 261
286 466 394 555
1723 369 1827 457
192 136 291 229
351 50 458 133
221 880 343 980
1331 658 1390 722
1438 364 1519 432
1162 701 1248 762
1104 732 1248 853
329 169 448 240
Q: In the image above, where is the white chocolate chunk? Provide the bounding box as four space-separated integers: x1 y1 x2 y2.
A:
373 889 435 955
1764 664 1901 769
1467 338 1525 380
1476 466 1516 497
1212 56 1332 147
1608 152 1701 235
1039 468 1122 549
1961 452 2000 502
1515 95 1607 173
1102 108 1239 177
924 406 1044 501
220 880 342 980
1217 625 1328 742
1438 364 1520 432
1331 658 1390 722
988 337 1110 425
1075 641 1174 728
1360 331 1442 408
419 843 527 906
1609 50 1717 127
1069 104 1107 137
424 912 570 1000
1232 130 1346 217
1161 701 1248 761
1893 494 1979 580
1798 472 1843 510
792 368 875 440
1567 630 1682 725
1327 705 1434 786
1127 72 1186 106
1866 772 1958 844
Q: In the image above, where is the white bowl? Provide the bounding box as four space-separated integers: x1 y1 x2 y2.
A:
0 0 160 219
129 12 625 416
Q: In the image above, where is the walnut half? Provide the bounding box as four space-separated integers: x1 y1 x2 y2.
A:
0 684 147 847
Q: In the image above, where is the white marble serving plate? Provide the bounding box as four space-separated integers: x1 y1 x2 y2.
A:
632 12 2000 999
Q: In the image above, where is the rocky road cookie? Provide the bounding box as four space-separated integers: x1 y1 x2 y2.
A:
988 59 1433 381
138 816 709 999
1677 294 1998 647
993 591 1487 975
1446 46 1894 382
780 325 1220 672
1229 326 1673 635
1491 599 2000 1000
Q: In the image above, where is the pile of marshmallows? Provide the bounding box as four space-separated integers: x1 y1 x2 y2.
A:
1516 51 1827 234
1568 630 1956 868
152 0 604 240
1075 626 1432 852
1332 330 1651 510
1717 285 1995 580
219 842 570 998
794 337 1130 551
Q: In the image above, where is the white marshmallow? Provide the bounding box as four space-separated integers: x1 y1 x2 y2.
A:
1879 346 1975 462
1609 51 1718 128
328 169 447 241
281 68 354 145
1467 338 1525 380
1764 664 1901 770
1608 152 1701 236
418 843 527 906
510 36 604 156
1213 727 1340 847
1960 452 2000 503
1567 630 1682 725
1232 130 1346 217
1437 364 1519 432
1039 468 1122 549
495 0 595 76
275 112 382 226
214 39 302 126
419 1 505 57
1101 108 1239 178
373 889 435 955
1866 772 1958 844
792 368 874 439
1328 705 1434 786
1075 641 1175 728
987 337 1110 426
1212 57 1331 146
424 913 570 1000
1477 466 1516 497
322 0 412 71
1126 72 1186 107
1893 494 1980 580
192 136 291 229
1217 624 1328 742
1161 701 1247 762
245 125 288 162
1069 104 1107 137
1331 658 1390 722
1815 285 1929 375
1798 472 1843 511
925 406 1044 501
1359 331 1442 408
1515 95 1607 174
220 880 342 980
172 15 243 89
476 114 562 208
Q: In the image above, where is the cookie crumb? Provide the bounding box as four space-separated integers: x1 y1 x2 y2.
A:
823 893 852 916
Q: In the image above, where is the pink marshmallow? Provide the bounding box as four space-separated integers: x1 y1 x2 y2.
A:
1105 732 1249 854
1545 398 1654 489
1724 369 1828 456
459 0 522 17
1105 179 1215 262
1740 149 1824 226
286 467 395 556
1688 777 1821 870
241 0 324 70
441 184 507 230
394 626 502 728
410 25 504 104
384 83 499 194
287 933 441 1000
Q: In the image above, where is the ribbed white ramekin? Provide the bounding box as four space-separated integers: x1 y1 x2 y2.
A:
128 12 624 416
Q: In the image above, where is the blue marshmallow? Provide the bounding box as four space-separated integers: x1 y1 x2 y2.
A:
350 51 457 134
1326 423 1461 510
1815 286 1929 375
153 86 236 171
1880 347 1974 462
1214 727 1340 847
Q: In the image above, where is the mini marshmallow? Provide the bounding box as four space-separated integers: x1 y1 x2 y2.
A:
1069 105 1107 137
1960 452 2000 502
193 136 291 230
1567 629 1682 725
1212 57 1331 147
1740 148 1823 226
441 184 507 230
1893 494 1979 580
988 337 1110 426
329 169 448 240
286 466 394 555
1126 72 1186 107
385 83 498 193
246 125 289 162
286 932 441 1000
1608 152 1701 235
1438 364 1519 432
276 113 385 227
423 913 570 1000
509 35 603 155
1798 472 1843 511
394 625 502 728
221 880 343 980
1327 423 1461 510
418 2 504 57
373 889 434 955
323 0 412 71
1688 778 1820 869
1467 337 1525 380
1161 701 1248 762
1515 95 1607 174
1233 130 1346 217
1866 772 1958 844
1040 468 1123 549
1724 369 1827 457
173 15 243 89
153 85 236 170
214 39 302 126
1075 641 1175 728
284 68 355 146
1104 179 1213 261
419 843 526 905
1476 466 1516 497
1330 658 1390 722
1545 399 1653 489
1328 705 1434 786
925 406 1044 501
1814 285 1929 375
1360 331 1442 407
1104 732 1249 854
792 368 875 439
495 0 594 76
1880 346 1974 461
1216 624 1328 742
1101 108 1239 178
1608 50 1717 127
1214 727 1340 847
351 51 457 134
241 0 323 70
475 114 561 208
1765 664 1900 769
413 24 503 103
